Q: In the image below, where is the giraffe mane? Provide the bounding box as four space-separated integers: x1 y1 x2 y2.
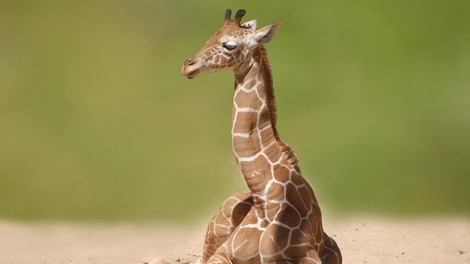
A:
259 44 301 172
258 45 278 139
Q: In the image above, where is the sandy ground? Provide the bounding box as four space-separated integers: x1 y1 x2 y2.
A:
0 217 469 264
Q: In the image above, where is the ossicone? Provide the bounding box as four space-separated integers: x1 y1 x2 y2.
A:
234 9 246 23
224 9 246 25
224 9 232 22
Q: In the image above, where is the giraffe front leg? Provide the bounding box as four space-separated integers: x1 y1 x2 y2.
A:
201 192 253 263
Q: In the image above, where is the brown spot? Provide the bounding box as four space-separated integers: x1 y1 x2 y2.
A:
234 90 262 109
260 127 276 147
214 55 221 64
266 182 285 201
286 183 309 216
214 209 230 227
290 172 305 186
240 155 272 193
231 227 261 260
264 142 282 163
273 165 291 182
279 203 302 228
290 227 312 247
260 224 290 256
232 112 257 133
232 131 261 157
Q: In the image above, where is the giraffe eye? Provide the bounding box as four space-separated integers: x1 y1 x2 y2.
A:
223 42 237 51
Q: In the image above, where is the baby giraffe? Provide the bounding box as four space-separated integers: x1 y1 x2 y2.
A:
181 9 342 264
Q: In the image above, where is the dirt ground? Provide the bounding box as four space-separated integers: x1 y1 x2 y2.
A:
0 217 469 264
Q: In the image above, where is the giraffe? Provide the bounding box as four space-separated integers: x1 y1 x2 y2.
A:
181 9 342 264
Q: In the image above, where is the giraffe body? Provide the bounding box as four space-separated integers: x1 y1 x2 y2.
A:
182 9 342 264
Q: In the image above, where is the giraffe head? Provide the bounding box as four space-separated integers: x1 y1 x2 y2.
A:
182 9 283 79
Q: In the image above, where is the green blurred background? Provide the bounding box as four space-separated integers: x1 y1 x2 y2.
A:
0 0 469 222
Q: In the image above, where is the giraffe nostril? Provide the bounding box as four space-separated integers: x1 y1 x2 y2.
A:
185 58 196 66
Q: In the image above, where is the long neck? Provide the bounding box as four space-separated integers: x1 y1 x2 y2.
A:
231 46 286 195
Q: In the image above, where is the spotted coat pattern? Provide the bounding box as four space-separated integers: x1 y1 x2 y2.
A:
182 9 342 264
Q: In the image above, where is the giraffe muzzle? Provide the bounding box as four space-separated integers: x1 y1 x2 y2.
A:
181 58 203 79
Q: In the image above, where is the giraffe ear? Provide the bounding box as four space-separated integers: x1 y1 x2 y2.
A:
255 20 284 44
241 19 257 30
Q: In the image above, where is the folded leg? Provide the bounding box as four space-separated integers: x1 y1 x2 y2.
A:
202 192 253 262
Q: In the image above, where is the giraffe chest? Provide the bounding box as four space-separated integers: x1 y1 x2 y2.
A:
222 200 323 264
